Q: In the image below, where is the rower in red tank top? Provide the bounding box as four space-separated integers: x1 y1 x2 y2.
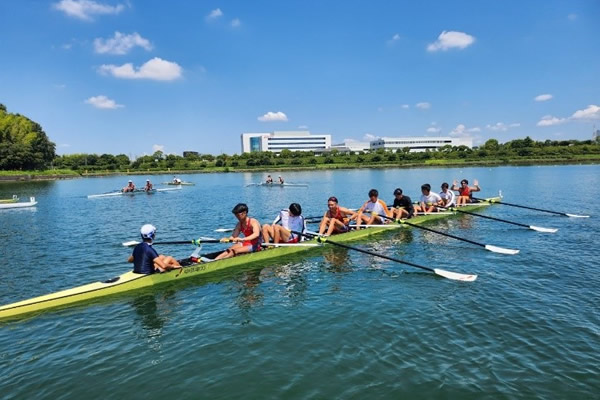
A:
319 196 357 236
451 179 481 206
215 203 263 260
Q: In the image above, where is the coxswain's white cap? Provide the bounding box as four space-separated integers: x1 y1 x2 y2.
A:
128 180 132 183
140 224 157 240
146 179 150 182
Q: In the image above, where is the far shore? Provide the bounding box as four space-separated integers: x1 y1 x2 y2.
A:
1 157 599 182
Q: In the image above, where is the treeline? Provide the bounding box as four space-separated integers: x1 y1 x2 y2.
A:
0 104 56 170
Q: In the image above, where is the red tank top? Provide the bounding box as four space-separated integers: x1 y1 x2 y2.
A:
328 207 348 224
241 217 260 245
459 186 470 196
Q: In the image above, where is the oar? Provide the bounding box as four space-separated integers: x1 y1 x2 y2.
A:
215 228 234 233
473 197 590 218
291 231 476 282
366 212 519 255
440 207 558 233
122 237 226 247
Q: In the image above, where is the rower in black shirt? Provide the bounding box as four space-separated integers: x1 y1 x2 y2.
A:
391 188 414 219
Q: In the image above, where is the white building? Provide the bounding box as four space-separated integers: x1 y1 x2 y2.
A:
241 131 331 153
330 140 371 153
370 136 473 152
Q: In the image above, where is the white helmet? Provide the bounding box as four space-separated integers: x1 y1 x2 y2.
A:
140 224 157 240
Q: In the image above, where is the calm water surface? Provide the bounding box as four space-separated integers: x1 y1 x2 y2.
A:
0 165 599 399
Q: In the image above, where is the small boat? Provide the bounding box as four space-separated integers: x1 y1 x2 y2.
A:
87 187 182 199
246 182 309 187
0 198 498 320
0 197 37 209
0 195 19 204
161 181 195 186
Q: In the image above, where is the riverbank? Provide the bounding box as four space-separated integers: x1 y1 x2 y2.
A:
1 156 599 181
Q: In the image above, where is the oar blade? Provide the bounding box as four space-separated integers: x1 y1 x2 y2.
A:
566 213 590 218
122 240 139 247
484 245 520 255
214 228 234 233
433 268 478 282
529 225 558 233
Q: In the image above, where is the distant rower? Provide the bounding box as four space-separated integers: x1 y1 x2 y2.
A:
123 180 135 192
144 179 153 192
173 176 182 184
215 203 263 260
262 203 306 243
266 175 274 184
356 189 390 228
278 176 284 184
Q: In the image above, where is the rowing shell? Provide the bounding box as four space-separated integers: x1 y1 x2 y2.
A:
161 182 195 186
0 195 19 204
87 187 182 199
246 182 309 187
0 197 498 320
0 197 37 209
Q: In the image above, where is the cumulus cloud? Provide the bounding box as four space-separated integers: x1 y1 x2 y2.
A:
206 8 223 20
401 104 410 109
571 104 600 120
257 111 288 122
486 122 521 131
152 144 165 153
537 115 566 126
427 127 441 133
53 0 125 21
99 57 183 81
231 18 241 27
449 124 480 137
427 30 475 52
297 125 308 129
84 95 123 109
94 32 152 55
415 102 431 110
534 94 553 102
387 33 401 45
363 133 379 141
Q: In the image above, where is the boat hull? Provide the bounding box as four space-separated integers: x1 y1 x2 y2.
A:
0 198 499 320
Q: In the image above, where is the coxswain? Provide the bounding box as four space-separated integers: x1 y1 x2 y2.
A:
439 182 456 207
451 179 481 206
356 189 391 228
262 203 306 243
123 180 135 192
319 196 357 236
265 175 273 184
414 183 443 213
390 188 414 219
144 179 153 192
127 224 181 274
215 203 263 260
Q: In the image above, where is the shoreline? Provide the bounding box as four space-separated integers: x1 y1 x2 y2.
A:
0 158 598 182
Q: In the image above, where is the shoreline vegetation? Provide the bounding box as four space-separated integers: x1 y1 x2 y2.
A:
1 102 599 182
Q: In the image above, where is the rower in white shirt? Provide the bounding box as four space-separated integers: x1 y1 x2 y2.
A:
262 203 306 243
414 183 443 213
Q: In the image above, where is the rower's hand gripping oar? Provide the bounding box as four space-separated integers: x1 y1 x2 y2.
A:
291 231 477 282
439 206 558 233
366 211 519 255
122 237 228 247
473 197 590 218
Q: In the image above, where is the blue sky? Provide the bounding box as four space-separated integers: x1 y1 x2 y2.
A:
1 0 599 157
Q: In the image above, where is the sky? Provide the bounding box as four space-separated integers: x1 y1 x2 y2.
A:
0 0 599 157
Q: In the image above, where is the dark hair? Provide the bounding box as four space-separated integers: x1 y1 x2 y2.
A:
232 203 248 214
441 182 449 189
368 189 378 197
421 184 431 192
461 179 468 185
327 196 338 203
289 203 302 216
393 188 403 195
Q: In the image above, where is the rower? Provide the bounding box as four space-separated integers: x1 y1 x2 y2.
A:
215 203 263 260
451 179 481 206
278 176 284 184
356 189 390 228
173 176 182 184
319 196 357 236
262 203 306 244
390 188 414 219
144 179 153 192
266 175 273 184
414 183 443 213
123 180 135 192
439 182 456 207
127 224 181 274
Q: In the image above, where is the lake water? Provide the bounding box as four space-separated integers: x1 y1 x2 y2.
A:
0 165 599 399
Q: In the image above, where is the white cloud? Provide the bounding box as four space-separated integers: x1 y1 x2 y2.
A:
534 94 553 102
206 8 223 20
94 32 152 55
449 124 479 137
387 33 401 45
568 13 577 21
427 127 441 134
486 122 520 131
152 144 165 153
363 133 378 141
84 95 123 109
53 0 125 21
257 111 288 122
297 125 308 129
571 104 600 120
537 115 566 126
427 30 475 52
99 57 183 81
415 102 431 110
401 104 410 109
231 18 241 27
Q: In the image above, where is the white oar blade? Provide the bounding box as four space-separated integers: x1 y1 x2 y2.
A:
214 228 233 233
566 213 590 218
434 268 477 282
485 245 519 255
199 236 217 241
122 240 139 247
529 225 558 233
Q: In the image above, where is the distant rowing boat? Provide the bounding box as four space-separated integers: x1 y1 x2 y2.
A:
0 195 19 204
246 182 309 187
0 197 498 320
161 181 195 186
87 187 182 199
0 197 37 209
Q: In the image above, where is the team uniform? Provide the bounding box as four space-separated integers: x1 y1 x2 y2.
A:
272 210 306 242
439 190 455 207
326 207 350 233
392 195 414 218
132 242 159 274
361 199 388 223
420 192 442 207
240 217 263 252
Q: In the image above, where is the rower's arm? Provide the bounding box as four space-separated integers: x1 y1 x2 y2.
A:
471 180 481 192
243 219 262 241
230 223 241 240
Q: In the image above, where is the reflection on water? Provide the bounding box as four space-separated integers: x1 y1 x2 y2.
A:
131 295 165 337
322 248 352 273
233 269 264 323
